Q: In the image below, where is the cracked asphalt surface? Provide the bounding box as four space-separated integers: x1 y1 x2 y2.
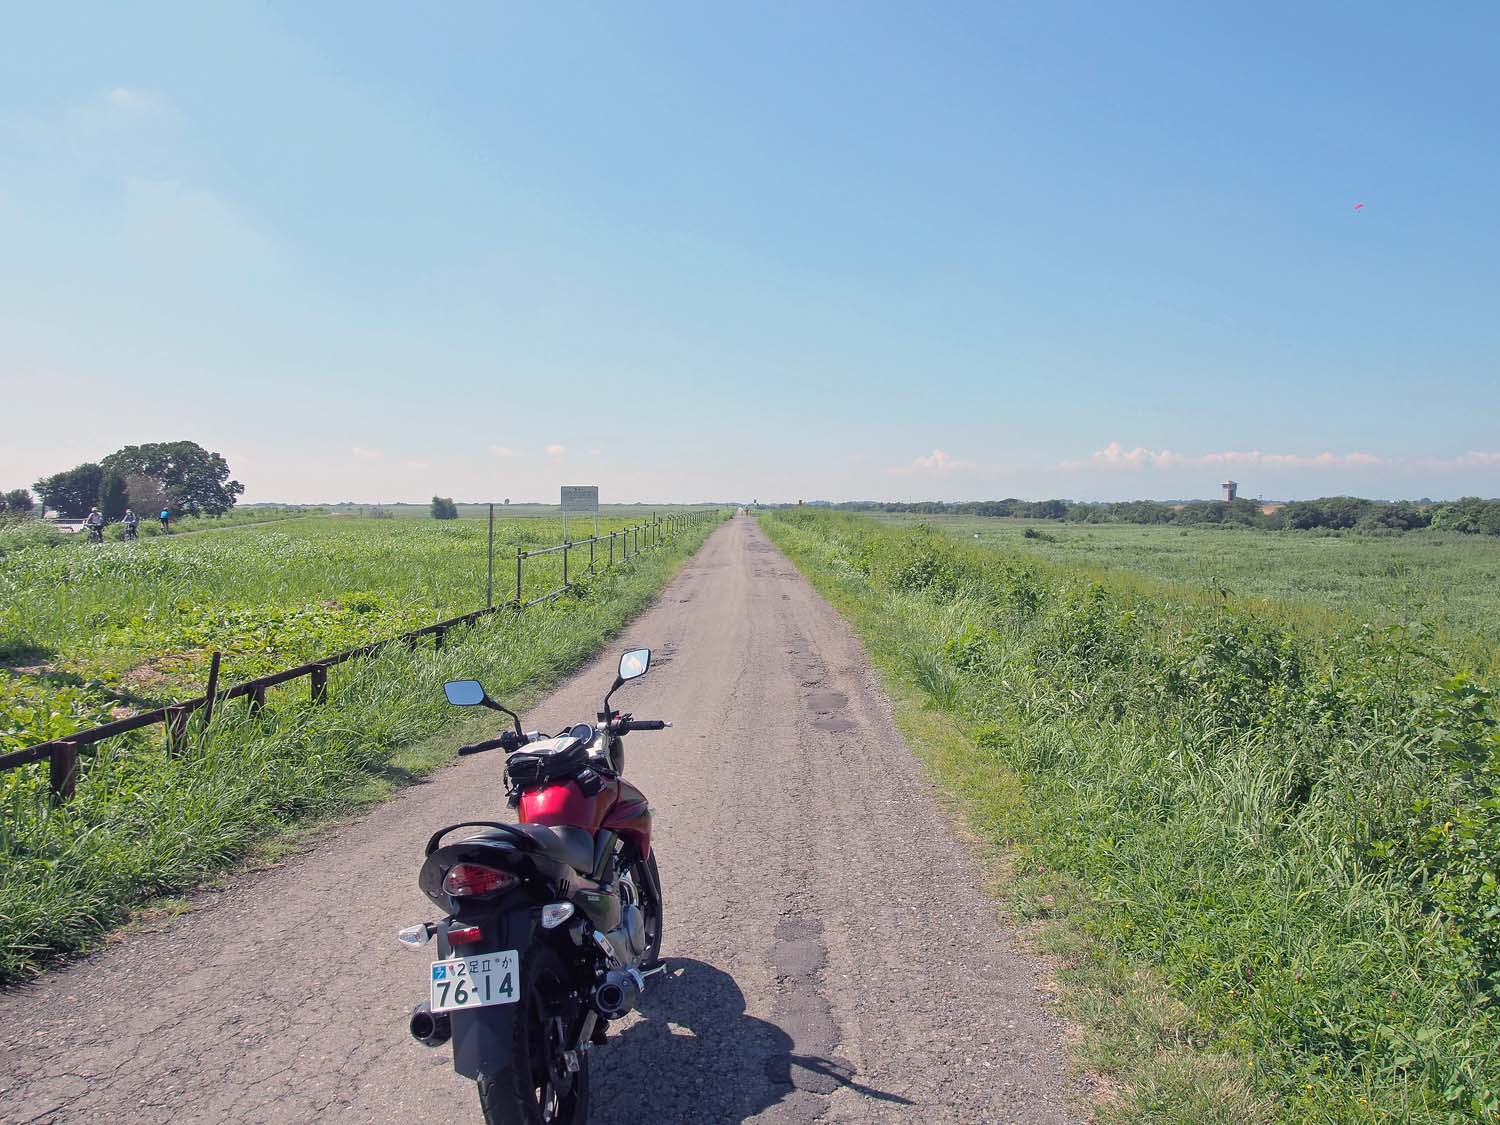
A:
0 517 1080 1124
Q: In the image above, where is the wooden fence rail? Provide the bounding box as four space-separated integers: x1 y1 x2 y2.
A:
0 510 718 803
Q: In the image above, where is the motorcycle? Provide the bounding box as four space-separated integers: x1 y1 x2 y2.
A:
401 648 670 1124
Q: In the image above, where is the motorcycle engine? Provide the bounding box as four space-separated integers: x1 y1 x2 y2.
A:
603 874 649 965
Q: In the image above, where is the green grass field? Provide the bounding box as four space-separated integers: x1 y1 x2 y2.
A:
0 511 721 978
876 513 1500 657
2 514 684 736
763 509 1500 1123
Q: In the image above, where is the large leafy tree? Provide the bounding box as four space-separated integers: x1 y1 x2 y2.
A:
124 473 169 516
98 472 129 521
100 441 243 516
1 488 35 513
431 496 459 520
34 463 104 518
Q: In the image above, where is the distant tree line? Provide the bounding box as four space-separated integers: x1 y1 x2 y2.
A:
817 496 1500 535
30 441 243 519
0 488 36 515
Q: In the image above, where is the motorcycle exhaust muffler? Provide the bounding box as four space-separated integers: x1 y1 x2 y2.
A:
592 969 643 1020
409 1002 452 1047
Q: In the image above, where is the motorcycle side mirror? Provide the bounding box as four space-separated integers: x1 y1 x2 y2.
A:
617 649 651 684
602 648 651 718
444 679 488 706
445 678 525 735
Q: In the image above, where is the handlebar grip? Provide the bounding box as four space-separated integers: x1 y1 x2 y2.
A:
628 719 669 731
458 735 507 756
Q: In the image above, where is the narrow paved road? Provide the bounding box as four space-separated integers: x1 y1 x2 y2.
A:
1 519 1080 1124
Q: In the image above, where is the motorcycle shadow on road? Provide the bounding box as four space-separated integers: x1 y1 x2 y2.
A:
590 958 912 1123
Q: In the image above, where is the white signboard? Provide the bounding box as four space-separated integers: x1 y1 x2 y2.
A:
560 486 599 540
560 486 599 514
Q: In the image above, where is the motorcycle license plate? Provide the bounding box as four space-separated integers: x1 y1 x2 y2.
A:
429 950 520 1013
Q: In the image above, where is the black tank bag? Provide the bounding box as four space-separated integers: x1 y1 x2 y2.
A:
505 742 590 791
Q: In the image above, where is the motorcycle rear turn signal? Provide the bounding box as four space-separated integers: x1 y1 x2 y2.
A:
541 902 576 929
442 862 519 897
397 923 434 949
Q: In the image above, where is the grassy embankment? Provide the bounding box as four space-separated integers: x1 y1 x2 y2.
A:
762 509 1500 1123
0 512 721 980
875 513 1500 657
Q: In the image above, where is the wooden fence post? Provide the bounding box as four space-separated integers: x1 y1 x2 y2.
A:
201 651 222 729
516 548 523 606
49 741 78 805
248 685 266 714
311 664 328 703
435 625 447 650
166 704 190 750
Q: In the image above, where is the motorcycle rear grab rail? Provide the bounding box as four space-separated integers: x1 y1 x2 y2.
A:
423 821 538 858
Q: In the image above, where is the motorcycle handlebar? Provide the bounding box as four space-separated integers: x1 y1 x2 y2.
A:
457 732 522 756
619 719 669 732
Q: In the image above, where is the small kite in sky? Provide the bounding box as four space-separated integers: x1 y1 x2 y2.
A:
1353 201 1365 212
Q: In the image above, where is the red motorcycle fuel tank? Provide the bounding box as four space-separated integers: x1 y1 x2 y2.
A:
519 775 653 857
601 776 652 858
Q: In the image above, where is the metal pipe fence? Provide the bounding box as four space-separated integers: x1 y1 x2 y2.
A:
0 510 720 804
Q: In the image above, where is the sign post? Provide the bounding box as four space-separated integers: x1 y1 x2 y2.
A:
560 486 599 545
486 504 495 609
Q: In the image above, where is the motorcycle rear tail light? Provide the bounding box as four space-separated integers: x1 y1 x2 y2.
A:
447 925 483 945
442 863 518 897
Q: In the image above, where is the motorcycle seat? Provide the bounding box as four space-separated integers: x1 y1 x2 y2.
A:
477 823 596 875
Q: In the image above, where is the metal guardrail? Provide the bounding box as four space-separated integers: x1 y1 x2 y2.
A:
1 511 719 803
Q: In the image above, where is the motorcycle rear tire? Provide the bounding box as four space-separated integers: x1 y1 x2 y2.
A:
476 946 590 1125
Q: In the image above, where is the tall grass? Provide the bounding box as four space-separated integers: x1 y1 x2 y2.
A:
0 516 720 980
763 510 1500 1123
877 513 1500 654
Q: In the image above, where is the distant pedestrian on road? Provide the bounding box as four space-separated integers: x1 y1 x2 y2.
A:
122 508 140 541
159 507 171 533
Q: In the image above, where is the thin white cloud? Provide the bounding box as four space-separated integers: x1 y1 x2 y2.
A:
545 444 566 456
488 445 515 457
892 449 976 475
95 86 175 124
1063 443 1386 471
589 448 601 456
1419 451 1500 470
351 446 384 461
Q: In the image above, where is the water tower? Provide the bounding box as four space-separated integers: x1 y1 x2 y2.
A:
1221 481 1238 502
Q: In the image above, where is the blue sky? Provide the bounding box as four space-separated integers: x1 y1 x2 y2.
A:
2 1 1496 503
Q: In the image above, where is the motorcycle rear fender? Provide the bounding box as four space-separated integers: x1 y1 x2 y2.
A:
419 838 570 908
448 909 539 1080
